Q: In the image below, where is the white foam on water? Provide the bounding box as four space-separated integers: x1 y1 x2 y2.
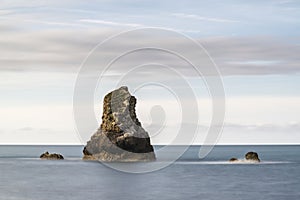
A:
11 158 294 165
174 160 293 165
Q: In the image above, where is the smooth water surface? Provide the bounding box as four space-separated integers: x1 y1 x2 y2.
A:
0 145 299 200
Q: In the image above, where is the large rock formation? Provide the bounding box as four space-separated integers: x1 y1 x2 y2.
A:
83 86 156 162
40 152 64 160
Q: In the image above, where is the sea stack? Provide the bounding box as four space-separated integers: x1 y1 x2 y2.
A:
83 86 156 162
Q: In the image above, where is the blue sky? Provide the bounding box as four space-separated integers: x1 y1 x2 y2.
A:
0 0 299 144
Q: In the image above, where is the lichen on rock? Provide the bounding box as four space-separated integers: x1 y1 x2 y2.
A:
83 86 156 162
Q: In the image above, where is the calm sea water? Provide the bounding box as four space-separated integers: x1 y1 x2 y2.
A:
0 145 299 200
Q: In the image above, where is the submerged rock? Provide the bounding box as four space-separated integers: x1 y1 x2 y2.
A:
245 152 260 162
83 86 156 162
40 151 64 160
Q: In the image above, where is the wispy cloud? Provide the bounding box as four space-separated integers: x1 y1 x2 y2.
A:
79 19 143 27
223 122 300 132
276 0 295 5
0 25 299 76
172 13 239 23
0 9 15 16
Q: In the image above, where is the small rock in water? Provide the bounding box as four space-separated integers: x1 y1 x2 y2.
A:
229 157 239 162
229 152 261 163
245 151 260 162
40 151 64 160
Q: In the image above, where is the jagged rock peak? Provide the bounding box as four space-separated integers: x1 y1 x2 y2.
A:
83 86 156 162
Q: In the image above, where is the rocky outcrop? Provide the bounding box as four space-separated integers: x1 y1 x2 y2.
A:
245 151 260 162
40 152 64 160
83 86 156 162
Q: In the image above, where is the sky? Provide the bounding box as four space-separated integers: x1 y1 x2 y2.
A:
0 0 300 144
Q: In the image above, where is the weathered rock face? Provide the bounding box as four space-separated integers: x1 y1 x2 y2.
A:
245 152 260 162
40 152 64 160
83 86 156 162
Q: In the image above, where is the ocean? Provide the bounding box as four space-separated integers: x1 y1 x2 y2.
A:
0 145 299 200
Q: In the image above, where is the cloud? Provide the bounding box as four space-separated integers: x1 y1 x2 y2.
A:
200 36 300 75
0 3 299 77
27 19 86 27
196 122 300 134
276 0 295 5
223 122 300 132
172 13 239 23
215 121 300 144
79 19 143 27
0 25 299 76
140 121 300 144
